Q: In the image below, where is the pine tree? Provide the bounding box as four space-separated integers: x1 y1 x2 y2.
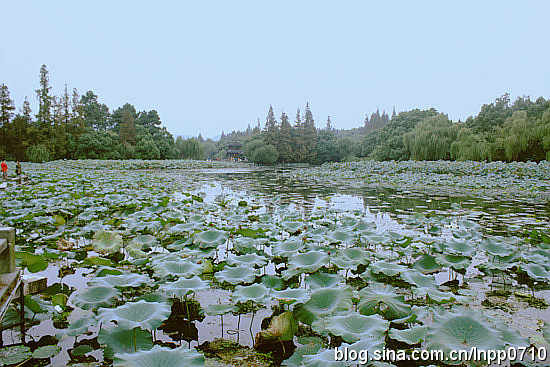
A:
293 108 304 161
35 64 53 130
278 111 293 163
264 105 278 147
0 84 15 128
392 106 397 119
302 103 317 163
119 109 137 145
325 116 333 131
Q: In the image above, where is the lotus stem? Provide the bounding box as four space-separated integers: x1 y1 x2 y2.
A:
221 315 224 338
250 311 255 347
133 327 137 352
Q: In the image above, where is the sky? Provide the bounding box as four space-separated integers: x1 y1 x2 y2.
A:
1 1 549 138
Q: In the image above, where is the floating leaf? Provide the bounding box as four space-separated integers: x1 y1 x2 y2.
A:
98 300 171 330
324 312 389 343
32 345 61 359
98 327 154 359
114 345 204 367
232 283 271 304
93 230 123 253
295 287 353 325
0 345 31 365
215 265 258 285
256 311 298 347
159 276 209 298
388 326 427 345
357 283 411 320
73 286 120 310
153 260 203 279
193 229 228 248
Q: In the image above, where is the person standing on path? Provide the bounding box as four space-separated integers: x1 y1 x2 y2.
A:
1 160 7 180
15 161 21 176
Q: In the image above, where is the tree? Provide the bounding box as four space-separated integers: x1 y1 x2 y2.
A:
251 145 278 165
0 84 15 128
404 114 457 160
135 137 160 159
278 112 293 163
316 128 340 164
35 64 53 131
81 91 110 131
264 105 278 147
119 109 137 144
302 103 317 163
26 144 50 162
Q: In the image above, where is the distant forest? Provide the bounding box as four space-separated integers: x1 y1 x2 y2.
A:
1 65 549 164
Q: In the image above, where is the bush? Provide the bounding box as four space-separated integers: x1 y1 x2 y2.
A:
26 144 51 162
251 145 279 165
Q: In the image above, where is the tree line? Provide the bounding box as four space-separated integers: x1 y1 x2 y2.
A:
2 65 549 164
0 65 190 162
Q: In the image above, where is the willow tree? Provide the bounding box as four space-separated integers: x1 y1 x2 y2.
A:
404 114 457 160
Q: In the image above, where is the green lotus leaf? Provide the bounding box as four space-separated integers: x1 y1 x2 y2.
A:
388 326 427 345
339 337 386 363
282 251 329 280
153 260 203 278
413 288 465 304
256 311 298 346
357 282 411 320
482 238 516 257
281 220 303 234
305 272 343 289
99 326 154 359
129 234 158 249
114 345 205 367
98 300 171 330
16 252 48 273
73 286 120 310
226 253 269 268
519 262 550 282
71 344 93 356
400 269 437 289
232 237 262 254
369 261 409 277
32 345 61 359
542 322 550 344
295 287 353 325
491 319 529 348
159 276 209 298
281 342 323 366
204 303 239 316
0 345 31 366
93 230 123 253
302 348 351 367
353 220 376 233
412 254 441 274
215 265 258 285
325 312 389 343
331 247 371 270
446 240 476 257
272 238 305 258
272 288 312 305
232 283 271 304
327 230 353 243
91 273 150 288
193 229 228 248
58 317 97 338
435 254 470 270
261 275 286 290
425 307 505 364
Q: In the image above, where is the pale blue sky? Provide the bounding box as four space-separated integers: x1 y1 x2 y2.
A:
1 1 549 138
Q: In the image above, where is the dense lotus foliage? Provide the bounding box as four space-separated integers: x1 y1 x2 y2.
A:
0 159 548 366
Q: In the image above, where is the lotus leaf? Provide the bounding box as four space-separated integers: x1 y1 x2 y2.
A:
272 238 305 258
73 286 120 310
32 345 61 359
327 230 353 243
153 260 203 278
272 288 312 305
159 276 209 298
129 234 158 249
388 326 427 345
16 252 48 273
369 261 409 277
93 230 123 253
261 275 286 290
98 300 171 330
519 262 550 282
332 247 371 270
400 269 437 289
59 317 97 337
302 348 351 367
204 304 239 316
325 312 389 343
446 240 476 257
233 237 262 254
232 283 271 304
295 287 353 325
215 265 258 285
0 345 31 366
412 254 441 274
226 253 269 268
98 327 154 359
282 220 303 234
91 273 150 288
435 254 470 270
113 345 205 367
305 272 343 289
482 238 516 257
281 342 322 367
193 229 228 248
357 282 411 320
425 307 505 362
256 311 298 346
282 251 329 280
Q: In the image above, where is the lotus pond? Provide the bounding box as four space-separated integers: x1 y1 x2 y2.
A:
0 159 549 367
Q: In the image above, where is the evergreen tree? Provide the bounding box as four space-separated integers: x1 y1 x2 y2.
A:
0 84 15 128
264 105 278 147
35 64 53 130
278 111 293 163
302 103 317 163
119 109 137 144
325 116 333 131
392 107 397 119
81 91 110 131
